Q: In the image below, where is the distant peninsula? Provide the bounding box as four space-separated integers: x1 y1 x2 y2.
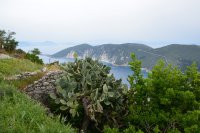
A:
52 43 200 70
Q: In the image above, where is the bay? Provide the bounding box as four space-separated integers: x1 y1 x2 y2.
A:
39 55 148 86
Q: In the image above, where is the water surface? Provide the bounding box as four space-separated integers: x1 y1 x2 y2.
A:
39 55 148 86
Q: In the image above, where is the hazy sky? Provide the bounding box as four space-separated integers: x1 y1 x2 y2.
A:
0 0 200 48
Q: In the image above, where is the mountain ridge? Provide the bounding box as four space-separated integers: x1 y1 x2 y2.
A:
52 43 200 70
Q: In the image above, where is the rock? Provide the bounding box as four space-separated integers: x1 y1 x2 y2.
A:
41 67 47 72
0 54 12 59
25 71 63 106
34 81 38 84
43 82 49 86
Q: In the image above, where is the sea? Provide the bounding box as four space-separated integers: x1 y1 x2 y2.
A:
39 55 148 86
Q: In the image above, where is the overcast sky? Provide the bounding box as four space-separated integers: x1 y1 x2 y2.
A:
0 0 200 48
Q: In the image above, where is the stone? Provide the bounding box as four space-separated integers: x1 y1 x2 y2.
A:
25 71 63 106
43 82 49 86
34 81 38 84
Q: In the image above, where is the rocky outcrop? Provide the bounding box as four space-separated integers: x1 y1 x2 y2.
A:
25 71 63 105
6 72 38 80
0 54 12 59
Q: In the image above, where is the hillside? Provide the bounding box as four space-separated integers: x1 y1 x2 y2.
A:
52 43 200 69
52 43 159 67
0 57 75 132
152 44 200 70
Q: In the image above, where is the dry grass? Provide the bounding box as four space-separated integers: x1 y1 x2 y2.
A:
46 64 62 71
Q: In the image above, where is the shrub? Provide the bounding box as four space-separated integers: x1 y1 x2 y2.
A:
25 53 43 64
15 48 25 54
126 53 200 132
50 57 128 132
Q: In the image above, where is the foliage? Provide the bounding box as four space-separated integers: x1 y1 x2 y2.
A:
0 72 4 81
0 58 42 76
4 39 18 52
153 44 200 70
103 126 119 133
15 48 26 54
25 53 43 64
0 82 75 133
126 53 200 132
50 57 128 132
31 48 41 55
103 125 144 133
0 30 6 49
0 30 18 52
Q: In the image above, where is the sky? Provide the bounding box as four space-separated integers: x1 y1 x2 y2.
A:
0 0 200 51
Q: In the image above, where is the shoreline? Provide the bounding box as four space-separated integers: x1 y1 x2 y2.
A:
41 55 150 72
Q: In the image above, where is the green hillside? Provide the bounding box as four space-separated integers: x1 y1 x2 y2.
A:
0 58 42 76
52 43 200 70
0 58 75 133
152 44 200 69
52 43 93 58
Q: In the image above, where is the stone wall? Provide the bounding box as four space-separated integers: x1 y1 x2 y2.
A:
7 72 38 80
25 71 63 105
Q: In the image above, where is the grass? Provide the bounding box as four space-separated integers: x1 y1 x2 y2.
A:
5 72 45 90
0 58 43 76
0 82 75 133
46 64 62 71
0 57 76 132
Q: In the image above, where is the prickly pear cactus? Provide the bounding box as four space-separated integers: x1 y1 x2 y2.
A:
50 57 128 131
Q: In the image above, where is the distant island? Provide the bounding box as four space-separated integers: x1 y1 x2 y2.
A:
52 43 200 70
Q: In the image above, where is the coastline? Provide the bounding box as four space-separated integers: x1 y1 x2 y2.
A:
42 55 150 72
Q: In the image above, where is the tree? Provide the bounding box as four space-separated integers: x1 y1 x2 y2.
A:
0 30 6 49
25 53 43 64
50 57 128 132
31 48 41 55
0 30 18 52
126 53 200 132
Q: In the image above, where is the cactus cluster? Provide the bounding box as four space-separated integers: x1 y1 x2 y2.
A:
50 57 128 131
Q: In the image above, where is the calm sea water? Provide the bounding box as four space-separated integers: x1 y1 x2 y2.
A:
39 55 148 86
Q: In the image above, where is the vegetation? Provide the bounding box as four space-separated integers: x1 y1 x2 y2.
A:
48 54 200 132
25 53 43 65
0 58 42 76
24 48 43 64
0 29 43 65
5 72 45 89
0 30 76 132
0 82 75 133
52 43 200 70
50 57 128 132
0 30 18 53
124 53 200 132
153 44 200 70
1 32 200 133
0 53 75 132
31 48 41 55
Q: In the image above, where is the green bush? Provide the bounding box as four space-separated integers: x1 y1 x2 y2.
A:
25 53 43 64
0 82 75 133
50 57 128 132
15 48 26 54
103 126 119 133
126 53 200 132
